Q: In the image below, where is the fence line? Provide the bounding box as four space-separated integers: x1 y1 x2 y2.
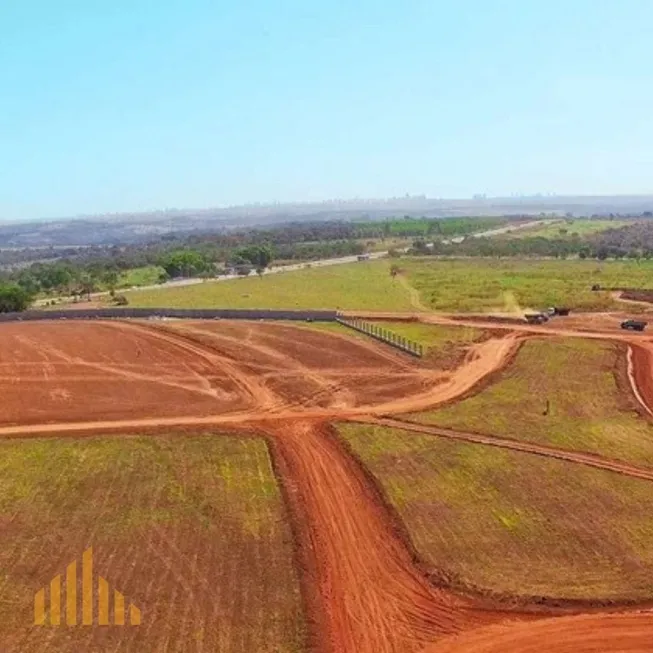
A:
336 316 423 357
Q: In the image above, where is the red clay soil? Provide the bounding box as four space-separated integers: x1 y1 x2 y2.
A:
266 421 508 653
4 317 653 652
0 320 522 436
423 612 653 653
629 343 653 417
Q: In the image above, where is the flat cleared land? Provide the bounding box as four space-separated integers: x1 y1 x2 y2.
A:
126 260 414 311
408 338 653 467
402 258 653 312
0 320 431 427
338 423 653 601
3 316 653 652
0 435 306 653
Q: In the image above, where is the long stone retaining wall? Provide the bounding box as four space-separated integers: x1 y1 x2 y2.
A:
0 308 339 322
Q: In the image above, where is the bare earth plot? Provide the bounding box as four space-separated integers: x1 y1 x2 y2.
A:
2 317 653 653
0 435 305 653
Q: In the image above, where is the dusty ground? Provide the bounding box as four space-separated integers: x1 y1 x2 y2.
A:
2 315 653 652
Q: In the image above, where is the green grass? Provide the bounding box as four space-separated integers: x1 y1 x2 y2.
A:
117 265 165 288
402 258 653 312
369 321 482 350
0 435 306 653
510 219 631 239
370 321 483 354
339 422 653 601
408 338 653 467
126 259 415 311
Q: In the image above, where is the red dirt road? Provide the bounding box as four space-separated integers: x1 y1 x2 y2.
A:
4 317 653 653
368 417 653 482
629 342 653 417
424 612 653 653
268 421 506 653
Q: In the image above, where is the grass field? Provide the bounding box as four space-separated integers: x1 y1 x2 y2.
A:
369 322 482 351
0 435 306 653
338 422 653 601
402 258 653 312
126 260 414 311
509 219 630 239
119 255 653 314
117 265 165 289
408 338 653 467
368 321 484 365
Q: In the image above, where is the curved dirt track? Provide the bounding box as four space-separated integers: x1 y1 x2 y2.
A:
0 322 521 438
4 317 653 652
267 421 508 653
612 291 653 310
423 611 653 653
629 342 653 417
368 417 653 483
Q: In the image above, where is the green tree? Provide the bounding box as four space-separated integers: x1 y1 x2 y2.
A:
78 273 96 301
101 268 119 294
0 284 33 313
160 250 209 278
234 245 273 269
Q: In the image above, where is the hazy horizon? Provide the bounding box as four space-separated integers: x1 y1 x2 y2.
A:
2 1 653 221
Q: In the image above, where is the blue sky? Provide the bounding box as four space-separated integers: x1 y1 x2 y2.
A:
1 0 652 220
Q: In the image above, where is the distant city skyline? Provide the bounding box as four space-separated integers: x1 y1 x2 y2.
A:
2 1 653 221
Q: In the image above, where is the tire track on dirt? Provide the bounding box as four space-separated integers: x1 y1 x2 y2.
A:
397 274 430 313
12 334 225 401
364 417 653 482
266 420 505 653
423 611 653 653
628 343 653 418
106 321 281 411
0 335 520 438
170 322 356 409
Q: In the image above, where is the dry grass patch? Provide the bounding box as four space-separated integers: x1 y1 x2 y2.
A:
408 338 653 468
338 422 653 602
0 435 306 653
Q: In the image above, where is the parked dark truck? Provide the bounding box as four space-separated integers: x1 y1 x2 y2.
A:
525 313 549 324
621 319 647 332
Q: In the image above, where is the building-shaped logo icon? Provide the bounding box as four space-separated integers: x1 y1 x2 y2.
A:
34 548 140 626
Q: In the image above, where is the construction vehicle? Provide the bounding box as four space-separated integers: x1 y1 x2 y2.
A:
525 313 549 324
546 307 571 316
621 319 647 332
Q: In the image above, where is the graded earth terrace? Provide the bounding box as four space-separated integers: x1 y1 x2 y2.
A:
2 311 653 653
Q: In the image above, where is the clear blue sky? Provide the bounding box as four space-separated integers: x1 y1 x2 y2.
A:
1 0 652 220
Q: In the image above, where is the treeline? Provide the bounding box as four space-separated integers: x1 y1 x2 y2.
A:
0 215 518 269
410 222 653 260
0 215 514 302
